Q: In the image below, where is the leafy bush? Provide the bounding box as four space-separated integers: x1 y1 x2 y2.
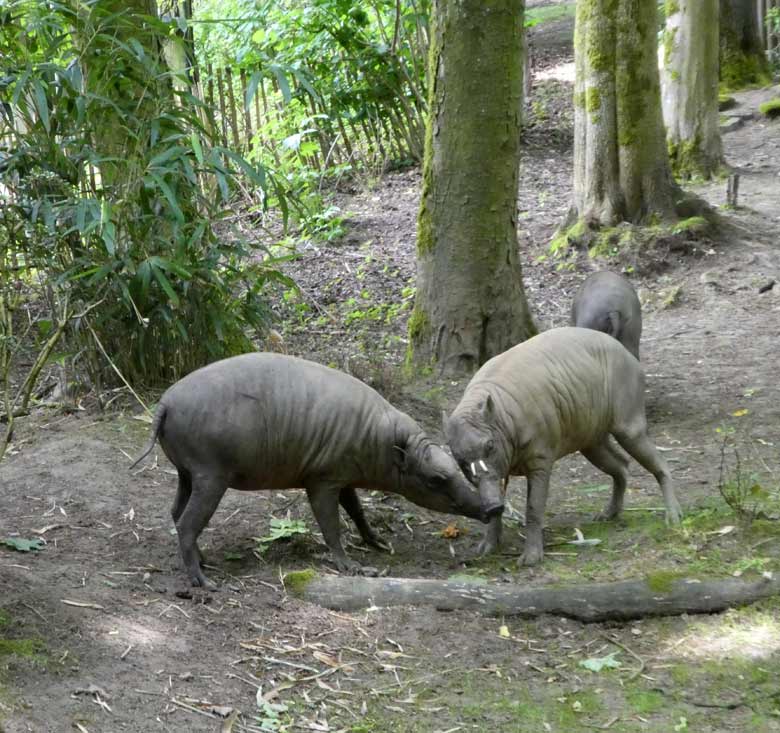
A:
1 1 293 388
193 0 428 229
768 8 780 72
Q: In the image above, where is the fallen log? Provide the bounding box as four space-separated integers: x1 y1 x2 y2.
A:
284 571 780 623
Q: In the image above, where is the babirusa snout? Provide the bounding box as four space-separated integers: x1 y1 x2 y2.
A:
478 475 505 518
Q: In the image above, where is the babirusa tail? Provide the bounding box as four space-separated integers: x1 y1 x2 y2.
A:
129 404 167 469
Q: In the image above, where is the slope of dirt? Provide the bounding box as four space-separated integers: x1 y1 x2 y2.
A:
3 23 780 733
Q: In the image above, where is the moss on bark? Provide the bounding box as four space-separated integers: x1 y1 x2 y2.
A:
284 569 317 595
409 0 536 375
719 0 772 91
571 0 675 228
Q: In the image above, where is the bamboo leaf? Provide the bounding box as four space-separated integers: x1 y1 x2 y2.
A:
147 173 185 222
245 70 262 110
32 78 50 133
269 64 291 104
151 264 180 307
190 132 204 164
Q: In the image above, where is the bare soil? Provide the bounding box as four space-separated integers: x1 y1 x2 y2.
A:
3 17 780 733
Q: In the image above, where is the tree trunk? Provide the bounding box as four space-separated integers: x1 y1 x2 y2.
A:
571 0 675 228
288 573 780 623
720 0 771 89
661 0 724 180
409 0 536 376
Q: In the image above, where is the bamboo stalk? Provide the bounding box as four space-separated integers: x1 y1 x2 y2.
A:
215 67 229 147
225 66 241 151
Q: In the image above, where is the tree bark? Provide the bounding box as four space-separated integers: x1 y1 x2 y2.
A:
571 0 675 228
661 0 724 180
720 0 771 89
289 573 780 623
409 0 536 376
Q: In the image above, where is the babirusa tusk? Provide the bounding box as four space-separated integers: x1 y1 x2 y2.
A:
479 460 488 471
470 462 476 476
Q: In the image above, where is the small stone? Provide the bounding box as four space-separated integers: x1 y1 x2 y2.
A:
700 271 719 287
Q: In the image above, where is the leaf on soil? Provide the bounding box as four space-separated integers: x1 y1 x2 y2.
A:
441 523 461 539
569 528 601 546
499 625 511 638
132 413 154 423
579 651 622 672
3 537 45 552
732 409 749 417
707 525 735 536
313 650 342 668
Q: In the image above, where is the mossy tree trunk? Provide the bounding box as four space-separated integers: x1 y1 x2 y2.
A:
661 0 724 180
720 0 771 90
569 0 675 230
409 0 536 376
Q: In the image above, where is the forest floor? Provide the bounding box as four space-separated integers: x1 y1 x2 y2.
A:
3 11 780 733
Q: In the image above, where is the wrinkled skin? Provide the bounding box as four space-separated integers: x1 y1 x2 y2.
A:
571 271 642 360
132 353 485 588
444 327 682 566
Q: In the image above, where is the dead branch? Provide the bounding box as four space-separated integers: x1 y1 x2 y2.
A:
288 574 780 623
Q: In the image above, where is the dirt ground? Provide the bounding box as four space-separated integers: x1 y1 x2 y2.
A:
3 12 780 733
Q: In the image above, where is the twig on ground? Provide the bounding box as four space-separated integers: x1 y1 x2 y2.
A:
600 633 645 681
61 599 105 611
22 602 48 623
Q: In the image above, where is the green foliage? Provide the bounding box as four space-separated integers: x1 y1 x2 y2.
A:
2 538 45 552
0 1 294 386
194 0 428 232
717 443 778 524
525 3 576 27
253 698 290 731
766 8 780 71
255 518 310 553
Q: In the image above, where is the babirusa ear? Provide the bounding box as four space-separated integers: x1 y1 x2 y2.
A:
441 410 450 434
481 394 496 421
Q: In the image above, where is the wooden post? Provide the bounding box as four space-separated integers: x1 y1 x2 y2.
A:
727 173 740 207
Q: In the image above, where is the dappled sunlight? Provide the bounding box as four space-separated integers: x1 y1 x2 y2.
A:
535 61 575 83
664 612 780 661
95 616 190 653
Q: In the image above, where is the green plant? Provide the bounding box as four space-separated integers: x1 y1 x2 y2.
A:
253 697 290 732
718 441 778 523
1 1 295 389
2 538 45 552
255 518 310 553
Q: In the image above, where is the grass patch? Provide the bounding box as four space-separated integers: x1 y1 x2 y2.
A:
525 3 576 27
0 638 45 660
758 98 780 118
625 687 665 716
